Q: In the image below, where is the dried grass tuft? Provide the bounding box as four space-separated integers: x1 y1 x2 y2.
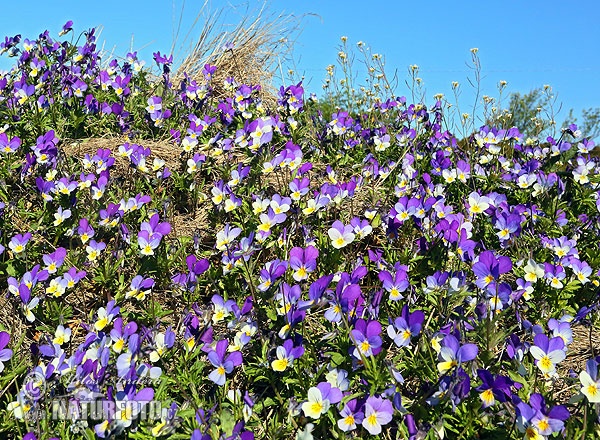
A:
171 1 303 108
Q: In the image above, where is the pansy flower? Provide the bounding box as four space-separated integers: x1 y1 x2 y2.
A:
515 394 569 439
271 338 304 372
351 319 382 359
523 259 545 283
43 247 67 274
379 268 409 301
337 399 364 432
216 224 242 251
0 332 13 373
211 294 236 324
387 305 424 347
9 232 32 254
95 301 120 331
362 396 394 435
475 369 514 408
472 251 512 291
580 359 600 403
86 240 106 262
301 382 342 419
437 334 478 374
207 339 242 386
125 275 155 301
52 325 71 346
467 191 491 216
149 329 176 363
529 333 565 377
288 246 318 281
328 220 355 249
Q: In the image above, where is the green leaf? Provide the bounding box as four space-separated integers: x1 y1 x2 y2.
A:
325 351 346 367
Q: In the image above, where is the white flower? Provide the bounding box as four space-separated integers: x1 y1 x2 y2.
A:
328 221 355 249
468 192 490 215
301 387 329 419
580 370 600 402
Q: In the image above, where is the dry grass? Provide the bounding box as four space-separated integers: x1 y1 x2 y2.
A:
550 324 600 405
62 135 182 172
171 1 304 108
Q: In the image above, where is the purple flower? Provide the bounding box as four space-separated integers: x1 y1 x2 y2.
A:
247 116 274 149
77 218 95 243
271 338 305 371
543 263 566 289
42 247 67 274
324 277 362 323
109 318 138 353
0 133 21 154
548 318 573 346
495 212 522 243
351 319 382 358
337 398 364 432
216 224 242 251
63 267 86 289
113 385 155 429
9 232 32 254
475 369 514 408
146 96 162 114
472 250 512 290
289 246 318 281
362 396 394 435
207 339 242 386
515 393 569 438
91 173 108 200
529 333 565 376
141 213 171 237
437 334 478 374
289 176 310 201
58 20 73 36
0 332 13 373
387 305 425 347
137 230 162 256
379 268 409 301
126 275 155 301
187 254 210 277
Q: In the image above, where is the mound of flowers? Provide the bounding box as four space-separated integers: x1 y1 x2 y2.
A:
0 22 600 440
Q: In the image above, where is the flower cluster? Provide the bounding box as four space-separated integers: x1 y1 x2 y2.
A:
1 21 600 440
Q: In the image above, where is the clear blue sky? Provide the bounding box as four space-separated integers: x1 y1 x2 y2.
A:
1 0 598 124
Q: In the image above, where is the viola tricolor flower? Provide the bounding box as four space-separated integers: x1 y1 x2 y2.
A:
387 305 424 347
437 334 478 374
301 382 342 419
529 333 565 377
475 369 514 408
515 394 569 440
271 338 305 372
207 339 242 386
9 232 32 254
328 220 355 249
472 251 512 291
0 332 13 373
288 246 318 281
351 319 382 359
362 396 394 435
125 275 155 301
580 359 600 403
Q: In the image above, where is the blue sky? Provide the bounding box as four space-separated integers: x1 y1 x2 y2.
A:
1 0 598 125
